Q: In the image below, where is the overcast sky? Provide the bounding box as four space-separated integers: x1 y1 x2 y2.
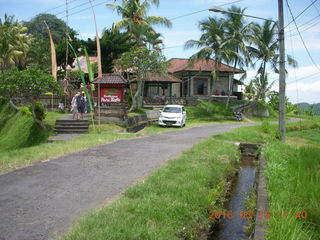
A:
1 0 320 104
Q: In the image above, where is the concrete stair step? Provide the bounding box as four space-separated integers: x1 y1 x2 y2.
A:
55 125 89 130
55 129 88 134
55 123 89 127
56 120 88 123
55 119 89 134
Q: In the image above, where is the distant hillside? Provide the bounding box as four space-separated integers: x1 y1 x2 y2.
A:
295 102 320 115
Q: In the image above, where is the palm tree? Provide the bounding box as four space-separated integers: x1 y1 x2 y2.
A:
185 16 232 68
218 6 252 107
106 0 171 47
248 20 278 82
0 14 31 71
248 20 297 81
251 73 274 101
185 6 252 108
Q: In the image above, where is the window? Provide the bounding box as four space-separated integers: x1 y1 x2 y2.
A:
193 78 208 95
163 107 182 113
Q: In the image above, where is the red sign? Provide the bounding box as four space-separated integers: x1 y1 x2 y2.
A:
100 88 122 103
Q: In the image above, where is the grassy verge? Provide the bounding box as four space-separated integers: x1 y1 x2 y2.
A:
62 138 239 240
143 119 235 135
186 100 234 121
44 112 68 135
264 142 320 240
214 118 320 239
0 131 140 175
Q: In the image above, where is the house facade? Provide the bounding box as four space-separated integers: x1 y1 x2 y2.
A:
165 58 243 100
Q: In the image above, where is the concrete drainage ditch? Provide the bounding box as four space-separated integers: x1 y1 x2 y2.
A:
208 143 268 240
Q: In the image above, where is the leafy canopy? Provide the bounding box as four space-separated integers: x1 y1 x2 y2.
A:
0 67 62 100
0 14 32 71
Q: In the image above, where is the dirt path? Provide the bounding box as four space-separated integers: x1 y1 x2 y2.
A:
0 122 255 240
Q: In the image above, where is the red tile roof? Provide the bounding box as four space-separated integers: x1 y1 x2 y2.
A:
145 73 182 83
93 74 127 85
167 58 242 73
71 56 97 73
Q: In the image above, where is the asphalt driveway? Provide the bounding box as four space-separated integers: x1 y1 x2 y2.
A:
0 122 254 240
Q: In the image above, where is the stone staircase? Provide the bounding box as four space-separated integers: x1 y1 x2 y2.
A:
55 119 89 134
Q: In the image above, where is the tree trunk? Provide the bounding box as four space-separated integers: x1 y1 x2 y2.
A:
129 79 142 112
226 58 238 109
9 99 20 111
31 102 47 131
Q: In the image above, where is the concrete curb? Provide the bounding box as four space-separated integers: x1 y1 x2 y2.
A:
254 154 268 240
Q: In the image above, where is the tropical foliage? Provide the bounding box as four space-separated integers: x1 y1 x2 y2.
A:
107 0 172 49
115 47 168 111
248 20 298 80
0 67 62 129
82 28 135 73
245 73 274 101
185 6 251 107
24 13 79 71
0 15 32 71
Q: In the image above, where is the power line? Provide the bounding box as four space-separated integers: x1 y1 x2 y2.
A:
285 14 320 35
44 0 79 13
67 0 109 18
284 0 319 29
285 3 300 104
54 0 100 17
286 0 320 73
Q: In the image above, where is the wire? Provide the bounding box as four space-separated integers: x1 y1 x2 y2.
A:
285 3 300 104
284 0 319 29
286 0 320 73
43 0 79 13
285 14 320 36
54 0 99 17
57 0 110 18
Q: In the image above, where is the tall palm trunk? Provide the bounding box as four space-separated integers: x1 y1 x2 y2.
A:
226 58 238 108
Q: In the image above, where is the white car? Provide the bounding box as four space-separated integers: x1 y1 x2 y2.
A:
158 105 187 127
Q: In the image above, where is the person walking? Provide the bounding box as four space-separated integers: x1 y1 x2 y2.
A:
71 92 80 120
76 92 85 120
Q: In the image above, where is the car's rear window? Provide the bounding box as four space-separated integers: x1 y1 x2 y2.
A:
163 107 181 113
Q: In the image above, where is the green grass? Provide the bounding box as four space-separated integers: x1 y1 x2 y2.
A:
0 103 138 174
287 128 320 144
62 138 239 240
186 100 234 121
0 104 48 151
127 108 146 117
0 131 140 174
44 112 68 135
214 117 320 239
89 123 125 134
143 118 237 135
264 142 320 240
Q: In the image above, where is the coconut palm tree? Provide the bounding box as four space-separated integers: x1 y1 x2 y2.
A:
106 0 171 47
248 19 298 81
218 6 252 107
251 73 274 101
0 14 31 71
185 16 232 67
185 6 252 108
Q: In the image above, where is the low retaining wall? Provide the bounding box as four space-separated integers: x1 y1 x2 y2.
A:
254 154 268 240
126 110 160 132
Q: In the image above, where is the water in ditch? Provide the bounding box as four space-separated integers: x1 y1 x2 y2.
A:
209 144 258 240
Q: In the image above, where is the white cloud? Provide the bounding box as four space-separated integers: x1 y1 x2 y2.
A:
286 65 320 79
286 80 320 104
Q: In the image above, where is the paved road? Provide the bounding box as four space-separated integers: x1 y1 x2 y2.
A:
0 123 254 240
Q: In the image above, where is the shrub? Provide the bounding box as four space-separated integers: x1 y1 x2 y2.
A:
20 106 32 116
29 102 46 121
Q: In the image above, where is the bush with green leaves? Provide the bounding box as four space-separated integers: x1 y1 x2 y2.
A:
29 102 46 121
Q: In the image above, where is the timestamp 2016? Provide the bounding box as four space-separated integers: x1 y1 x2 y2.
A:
208 210 308 220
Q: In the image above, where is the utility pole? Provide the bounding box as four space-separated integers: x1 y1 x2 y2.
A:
278 0 286 142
